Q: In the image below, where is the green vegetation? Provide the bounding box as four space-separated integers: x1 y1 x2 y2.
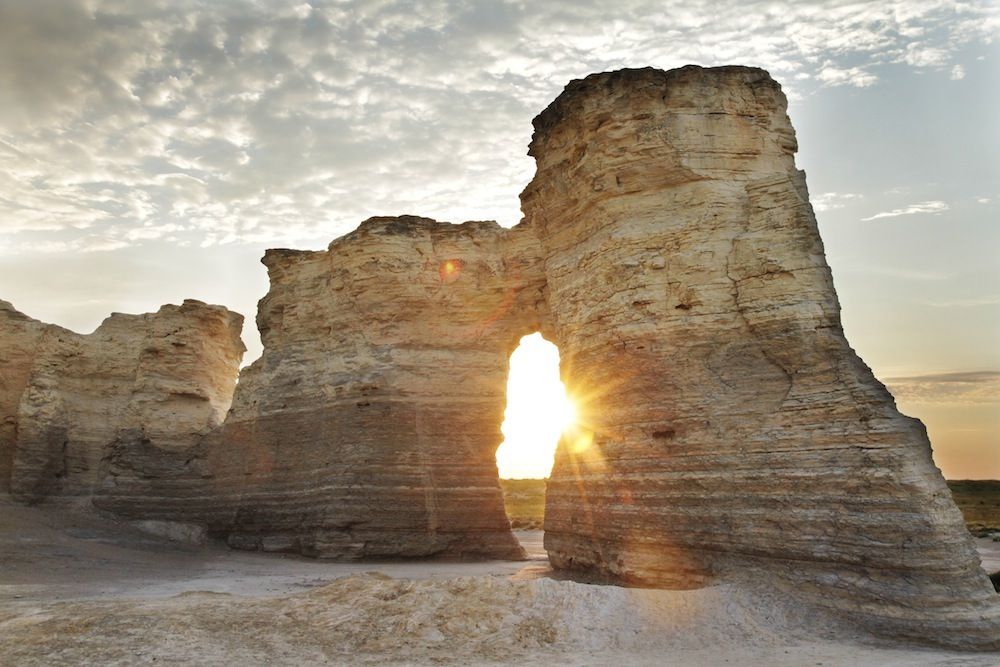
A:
500 478 546 530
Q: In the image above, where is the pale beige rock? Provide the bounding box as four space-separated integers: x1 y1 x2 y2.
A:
525 65 1000 650
2 65 997 650
0 301 55 493
202 218 544 559
0 300 244 505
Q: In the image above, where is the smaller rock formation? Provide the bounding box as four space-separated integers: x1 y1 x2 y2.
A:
200 217 543 559
0 300 244 505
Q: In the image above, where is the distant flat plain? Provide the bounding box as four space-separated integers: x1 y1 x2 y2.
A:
946 480 1000 534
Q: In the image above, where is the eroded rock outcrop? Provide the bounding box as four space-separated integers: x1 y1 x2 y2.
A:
207 219 544 558
525 66 1000 649
2 64 996 649
0 300 244 505
0 301 54 493
90 220 545 559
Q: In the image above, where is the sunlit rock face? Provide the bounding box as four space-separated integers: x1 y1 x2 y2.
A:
525 66 1000 649
0 300 244 505
203 217 543 558
1 64 996 650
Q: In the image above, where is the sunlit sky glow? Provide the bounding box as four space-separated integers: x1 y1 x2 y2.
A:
0 0 997 478
496 334 574 479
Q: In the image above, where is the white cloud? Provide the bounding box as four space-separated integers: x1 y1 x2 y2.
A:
0 0 994 255
951 64 966 80
847 266 950 282
861 201 950 221
816 65 878 88
6 236 130 255
901 43 951 67
926 295 1000 308
812 192 863 212
125 223 185 242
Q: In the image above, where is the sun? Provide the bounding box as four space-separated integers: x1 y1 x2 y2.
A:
495 333 576 479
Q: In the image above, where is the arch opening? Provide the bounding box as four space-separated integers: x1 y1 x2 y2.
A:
496 333 574 544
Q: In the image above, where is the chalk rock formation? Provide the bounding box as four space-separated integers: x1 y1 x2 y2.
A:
0 301 55 493
200 218 543 558
2 64 997 649
0 300 244 504
526 66 1000 648
90 221 543 560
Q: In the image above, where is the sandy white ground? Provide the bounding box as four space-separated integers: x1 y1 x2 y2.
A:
1 498 998 666
976 535 1000 573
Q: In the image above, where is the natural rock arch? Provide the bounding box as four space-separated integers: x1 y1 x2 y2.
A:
1 65 997 649
205 218 548 559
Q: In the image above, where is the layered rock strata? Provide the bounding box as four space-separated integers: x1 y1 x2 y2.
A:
0 301 53 493
0 300 244 505
206 218 542 558
2 64 996 648
87 220 542 560
525 66 1000 649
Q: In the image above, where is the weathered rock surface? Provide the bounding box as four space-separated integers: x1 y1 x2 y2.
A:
0 300 244 505
525 66 1000 649
80 220 541 559
203 218 543 559
0 301 54 493
2 64 997 649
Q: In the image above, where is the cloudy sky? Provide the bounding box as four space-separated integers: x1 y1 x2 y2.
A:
0 0 997 478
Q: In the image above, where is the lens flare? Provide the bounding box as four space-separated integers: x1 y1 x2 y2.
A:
569 428 593 454
439 259 462 282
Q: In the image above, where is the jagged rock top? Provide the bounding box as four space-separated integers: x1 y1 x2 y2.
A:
2 298 242 339
528 65 797 163
532 65 781 135
261 216 507 269
346 215 504 241
0 300 39 322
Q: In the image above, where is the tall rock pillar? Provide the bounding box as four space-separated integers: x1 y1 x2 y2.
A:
523 66 999 648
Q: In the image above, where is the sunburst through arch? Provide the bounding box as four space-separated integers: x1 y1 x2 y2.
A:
495 333 576 480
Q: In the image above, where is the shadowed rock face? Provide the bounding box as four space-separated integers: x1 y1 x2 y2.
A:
0 300 244 505
0 301 51 494
1 65 997 648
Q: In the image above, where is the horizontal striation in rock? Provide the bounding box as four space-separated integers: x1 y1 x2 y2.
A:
200 217 546 559
0 300 244 506
526 65 1000 649
3 64 995 650
0 301 55 493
